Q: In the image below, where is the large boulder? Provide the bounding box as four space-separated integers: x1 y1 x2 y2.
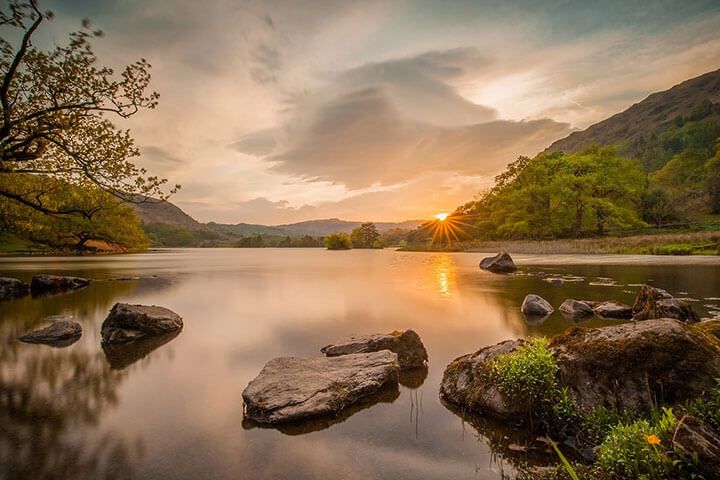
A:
17 320 82 347
592 301 633 319
242 351 400 424
0 277 29 301
440 339 525 419
479 252 517 273
101 303 183 344
672 416 720 479
320 329 428 369
521 294 554 317
632 285 700 322
30 274 90 295
440 319 720 421
559 299 594 319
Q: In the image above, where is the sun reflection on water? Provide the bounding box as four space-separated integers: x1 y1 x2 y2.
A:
433 254 457 299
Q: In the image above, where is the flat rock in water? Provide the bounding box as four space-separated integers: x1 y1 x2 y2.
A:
242 351 400 424
18 320 82 347
593 301 633 319
559 299 594 319
632 285 700 322
521 294 554 317
440 319 720 421
101 303 183 344
320 329 428 369
0 277 30 301
31 274 90 294
479 252 517 273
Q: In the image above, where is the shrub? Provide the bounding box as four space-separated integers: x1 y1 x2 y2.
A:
597 408 677 479
324 232 352 250
491 337 557 403
687 378 720 431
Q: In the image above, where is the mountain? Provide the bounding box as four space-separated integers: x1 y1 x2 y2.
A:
546 68 720 167
133 200 424 238
131 196 200 229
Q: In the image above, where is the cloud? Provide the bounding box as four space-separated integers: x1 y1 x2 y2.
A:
266 83 570 189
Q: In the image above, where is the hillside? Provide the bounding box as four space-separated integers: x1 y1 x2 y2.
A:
546 68 720 170
131 196 200 228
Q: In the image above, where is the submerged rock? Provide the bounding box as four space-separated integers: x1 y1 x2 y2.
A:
440 319 720 421
242 351 400 424
479 252 517 273
30 274 90 295
559 299 594 319
592 301 633 319
521 294 554 317
320 329 428 369
101 303 183 344
18 320 82 347
0 277 30 301
672 415 720 479
632 285 700 323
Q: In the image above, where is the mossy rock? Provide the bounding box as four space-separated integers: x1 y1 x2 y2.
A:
440 319 720 422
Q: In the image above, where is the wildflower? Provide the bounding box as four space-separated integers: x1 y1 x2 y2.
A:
644 434 661 446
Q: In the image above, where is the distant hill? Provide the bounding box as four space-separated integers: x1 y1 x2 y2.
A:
546 68 720 170
131 196 200 229
132 199 424 241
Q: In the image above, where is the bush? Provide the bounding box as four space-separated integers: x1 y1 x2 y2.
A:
597 408 677 479
687 378 720 432
491 337 557 403
324 232 351 250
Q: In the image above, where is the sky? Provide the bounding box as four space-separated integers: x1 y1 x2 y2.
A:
40 0 720 224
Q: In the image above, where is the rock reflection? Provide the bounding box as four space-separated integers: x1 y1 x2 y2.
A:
399 366 428 389
242 383 400 436
441 399 556 471
102 330 181 370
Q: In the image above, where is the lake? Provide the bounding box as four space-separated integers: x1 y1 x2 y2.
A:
1 249 719 480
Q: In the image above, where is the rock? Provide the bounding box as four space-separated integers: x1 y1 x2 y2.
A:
18 320 82 347
0 277 29 301
550 319 720 412
521 294 554 317
30 274 90 295
320 329 428 369
672 416 720 479
242 351 400 424
559 299 594 319
101 303 183 344
440 319 720 421
440 339 526 419
632 285 700 323
593 301 633 319
479 252 517 273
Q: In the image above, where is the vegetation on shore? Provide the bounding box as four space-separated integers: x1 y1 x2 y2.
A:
488 337 720 479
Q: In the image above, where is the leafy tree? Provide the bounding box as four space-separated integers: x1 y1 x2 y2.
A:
350 222 381 248
458 147 645 239
640 188 678 226
0 175 148 251
0 0 176 218
235 234 265 248
324 232 351 250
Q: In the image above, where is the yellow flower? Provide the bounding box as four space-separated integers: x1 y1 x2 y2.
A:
645 434 661 446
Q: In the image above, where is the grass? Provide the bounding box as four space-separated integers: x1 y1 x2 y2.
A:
0 232 49 253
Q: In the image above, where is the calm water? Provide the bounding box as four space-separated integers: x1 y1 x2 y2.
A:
1 249 719 480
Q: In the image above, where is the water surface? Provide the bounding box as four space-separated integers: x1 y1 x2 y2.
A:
2 249 719 480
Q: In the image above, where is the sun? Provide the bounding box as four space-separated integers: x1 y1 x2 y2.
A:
434 213 449 221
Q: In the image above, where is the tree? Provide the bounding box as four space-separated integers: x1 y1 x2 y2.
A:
324 232 351 250
350 222 381 248
0 0 177 218
0 175 148 251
